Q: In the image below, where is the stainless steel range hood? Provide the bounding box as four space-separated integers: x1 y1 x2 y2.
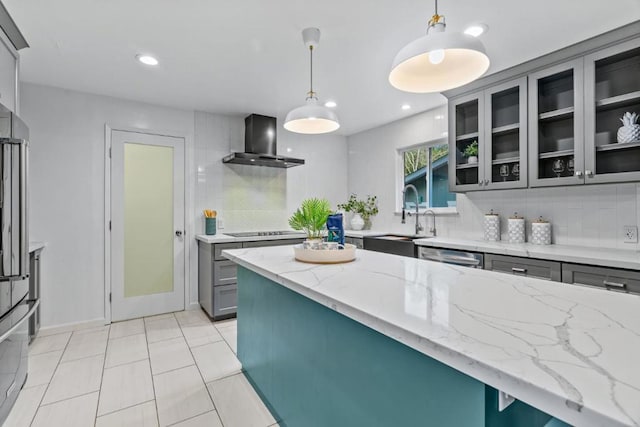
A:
222 114 305 168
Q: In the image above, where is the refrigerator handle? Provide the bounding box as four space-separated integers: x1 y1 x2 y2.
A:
18 141 27 279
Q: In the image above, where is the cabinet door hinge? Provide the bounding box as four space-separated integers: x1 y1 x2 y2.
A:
109 220 111 231
109 292 112 303
109 147 112 158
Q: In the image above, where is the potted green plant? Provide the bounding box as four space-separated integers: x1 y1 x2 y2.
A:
288 198 332 245
338 194 379 230
463 140 478 164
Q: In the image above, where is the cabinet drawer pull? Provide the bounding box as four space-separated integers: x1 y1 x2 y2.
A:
512 267 527 274
603 280 626 289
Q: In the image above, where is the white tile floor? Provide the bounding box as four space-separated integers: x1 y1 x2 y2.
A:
4 310 279 427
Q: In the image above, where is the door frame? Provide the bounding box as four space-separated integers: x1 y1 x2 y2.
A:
104 125 192 324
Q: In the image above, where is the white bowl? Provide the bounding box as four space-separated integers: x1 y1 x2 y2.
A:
293 243 357 264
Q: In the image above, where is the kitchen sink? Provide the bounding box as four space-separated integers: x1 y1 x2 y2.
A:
363 234 430 257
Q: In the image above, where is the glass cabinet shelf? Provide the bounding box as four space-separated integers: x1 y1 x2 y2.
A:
538 107 575 121
595 140 640 152
491 123 519 135
595 90 640 110
539 149 574 159
491 156 520 165
455 132 479 141
456 163 479 170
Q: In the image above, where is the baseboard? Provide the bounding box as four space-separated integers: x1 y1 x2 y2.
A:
37 318 107 337
187 301 201 311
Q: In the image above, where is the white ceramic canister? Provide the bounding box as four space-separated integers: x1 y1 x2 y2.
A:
508 213 525 243
484 210 500 242
531 217 552 245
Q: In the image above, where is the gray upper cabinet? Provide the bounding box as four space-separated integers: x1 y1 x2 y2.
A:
0 34 17 114
483 77 528 189
528 59 585 187
449 78 528 192
445 23 640 191
584 37 640 184
449 91 484 192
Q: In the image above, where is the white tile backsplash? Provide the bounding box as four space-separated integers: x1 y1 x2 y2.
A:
194 111 348 233
347 105 640 251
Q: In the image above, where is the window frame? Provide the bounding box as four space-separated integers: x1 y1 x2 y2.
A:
396 137 458 215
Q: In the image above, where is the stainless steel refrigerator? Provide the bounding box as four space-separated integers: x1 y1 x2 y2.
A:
0 102 34 424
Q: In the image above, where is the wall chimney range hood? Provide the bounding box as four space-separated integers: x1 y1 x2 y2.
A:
222 114 305 168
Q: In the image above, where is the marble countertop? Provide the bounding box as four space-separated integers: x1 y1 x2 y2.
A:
29 241 46 252
414 237 640 271
223 245 640 427
196 232 305 244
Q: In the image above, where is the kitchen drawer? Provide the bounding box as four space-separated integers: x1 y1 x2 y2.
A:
213 284 237 319
484 254 561 281
243 238 304 248
214 242 242 261
562 263 640 295
345 237 364 249
213 260 238 286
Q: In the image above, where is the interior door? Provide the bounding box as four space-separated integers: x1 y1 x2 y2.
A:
110 130 185 322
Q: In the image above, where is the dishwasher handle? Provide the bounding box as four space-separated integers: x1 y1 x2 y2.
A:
422 254 481 267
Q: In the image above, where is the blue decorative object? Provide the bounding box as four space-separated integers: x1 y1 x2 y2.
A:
205 217 216 235
325 213 344 246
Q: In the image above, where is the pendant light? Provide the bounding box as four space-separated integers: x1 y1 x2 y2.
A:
284 28 340 134
389 0 490 93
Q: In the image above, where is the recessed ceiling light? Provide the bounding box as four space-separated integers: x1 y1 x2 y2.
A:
324 100 337 108
136 54 159 66
401 104 411 111
435 114 444 120
464 24 488 38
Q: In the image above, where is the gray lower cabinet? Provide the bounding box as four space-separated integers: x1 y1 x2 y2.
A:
562 263 640 295
484 254 562 281
199 238 305 319
345 237 363 249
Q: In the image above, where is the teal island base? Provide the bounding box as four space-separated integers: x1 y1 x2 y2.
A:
236 266 567 427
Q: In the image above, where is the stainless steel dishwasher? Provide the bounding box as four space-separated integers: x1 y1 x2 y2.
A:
418 246 484 269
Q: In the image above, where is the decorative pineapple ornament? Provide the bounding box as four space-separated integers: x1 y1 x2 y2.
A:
617 112 640 144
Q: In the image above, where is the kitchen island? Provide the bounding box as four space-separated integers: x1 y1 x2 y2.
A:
223 246 640 427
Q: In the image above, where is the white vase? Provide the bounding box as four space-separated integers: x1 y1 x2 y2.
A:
467 156 478 164
350 213 365 231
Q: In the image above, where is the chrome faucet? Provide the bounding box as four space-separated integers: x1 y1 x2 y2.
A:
401 184 424 235
425 209 437 237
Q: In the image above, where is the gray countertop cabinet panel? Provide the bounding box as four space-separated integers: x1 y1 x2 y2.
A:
485 254 562 282
562 263 640 295
214 242 242 261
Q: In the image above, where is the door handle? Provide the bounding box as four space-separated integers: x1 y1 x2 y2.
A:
175 230 183 237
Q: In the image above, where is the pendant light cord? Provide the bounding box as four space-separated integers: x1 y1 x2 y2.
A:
307 45 315 99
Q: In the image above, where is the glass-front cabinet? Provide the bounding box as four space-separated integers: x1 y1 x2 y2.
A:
528 59 584 187
449 79 527 192
483 77 528 189
449 91 484 192
584 37 640 183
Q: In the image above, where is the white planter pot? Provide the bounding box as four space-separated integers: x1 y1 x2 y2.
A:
467 156 478 164
350 213 365 231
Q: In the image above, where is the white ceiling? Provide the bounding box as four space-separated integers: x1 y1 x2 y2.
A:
5 0 640 135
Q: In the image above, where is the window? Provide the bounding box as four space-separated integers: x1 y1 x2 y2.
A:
401 143 456 209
